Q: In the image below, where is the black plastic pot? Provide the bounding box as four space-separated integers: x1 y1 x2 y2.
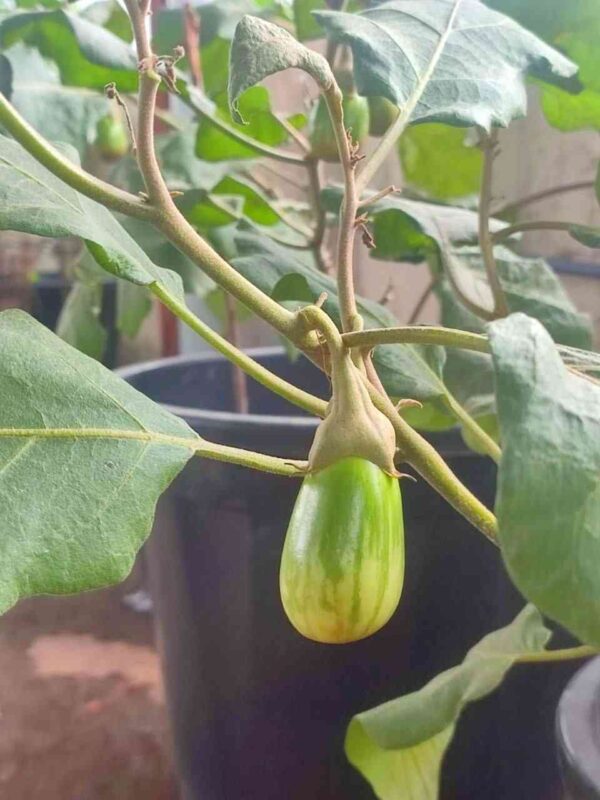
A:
120 350 579 800
556 656 600 799
30 274 119 368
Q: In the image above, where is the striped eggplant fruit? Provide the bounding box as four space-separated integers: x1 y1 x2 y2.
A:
280 457 404 644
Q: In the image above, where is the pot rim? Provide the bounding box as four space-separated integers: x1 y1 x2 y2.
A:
117 346 321 431
556 654 600 794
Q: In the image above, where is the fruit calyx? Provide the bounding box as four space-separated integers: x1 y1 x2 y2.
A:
299 306 398 476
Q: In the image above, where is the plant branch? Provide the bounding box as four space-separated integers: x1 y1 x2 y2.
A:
0 93 155 221
355 0 462 194
441 244 497 322
407 277 436 324
491 180 595 217
121 0 310 345
342 326 490 353
479 129 509 317
491 220 579 243
358 184 398 209
307 157 330 273
444 391 501 463
0 427 307 477
517 645 598 664
152 283 327 418
371 389 499 543
275 112 311 154
323 84 361 331
183 87 308 166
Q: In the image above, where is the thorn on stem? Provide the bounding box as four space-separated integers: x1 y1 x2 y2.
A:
315 292 328 309
396 398 422 412
346 129 365 167
154 55 180 94
359 223 375 249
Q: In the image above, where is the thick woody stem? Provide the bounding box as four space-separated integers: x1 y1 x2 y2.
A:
323 85 361 332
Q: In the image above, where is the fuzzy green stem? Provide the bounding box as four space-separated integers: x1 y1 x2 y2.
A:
491 181 595 217
122 0 308 345
479 130 509 317
0 427 306 477
152 282 327 418
492 220 578 242
370 390 499 543
517 645 598 664
444 391 501 463
0 92 155 221
342 326 490 353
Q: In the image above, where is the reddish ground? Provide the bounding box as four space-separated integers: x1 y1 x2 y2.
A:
0 580 178 800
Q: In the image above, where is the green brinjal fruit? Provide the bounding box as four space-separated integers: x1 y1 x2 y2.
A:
95 114 129 160
367 96 400 137
309 93 370 162
280 457 404 644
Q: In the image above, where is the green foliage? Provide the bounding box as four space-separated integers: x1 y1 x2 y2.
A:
438 247 592 429
0 44 110 155
309 93 369 161
0 310 197 614
293 0 327 41
194 85 299 161
346 606 551 800
399 124 482 200
0 135 183 299
315 0 577 128
321 186 506 263
487 0 600 131
490 315 600 647
232 231 450 402
0 8 137 90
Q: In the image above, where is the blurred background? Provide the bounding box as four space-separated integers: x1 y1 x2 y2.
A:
0 0 598 798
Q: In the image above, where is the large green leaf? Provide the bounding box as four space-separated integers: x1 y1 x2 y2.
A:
438 246 592 424
192 84 300 161
0 8 137 91
441 246 593 349
0 43 110 155
346 605 551 800
490 314 600 647
398 124 482 200
228 15 332 123
232 230 449 401
321 186 506 263
0 135 184 299
0 309 197 614
315 0 577 129
486 0 600 131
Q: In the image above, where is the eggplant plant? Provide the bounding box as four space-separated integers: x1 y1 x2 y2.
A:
0 0 599 796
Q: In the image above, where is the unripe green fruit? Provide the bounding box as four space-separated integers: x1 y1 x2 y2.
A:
280 457 404 644
308 94 370 162
95 114 129 160
368 96 400 137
